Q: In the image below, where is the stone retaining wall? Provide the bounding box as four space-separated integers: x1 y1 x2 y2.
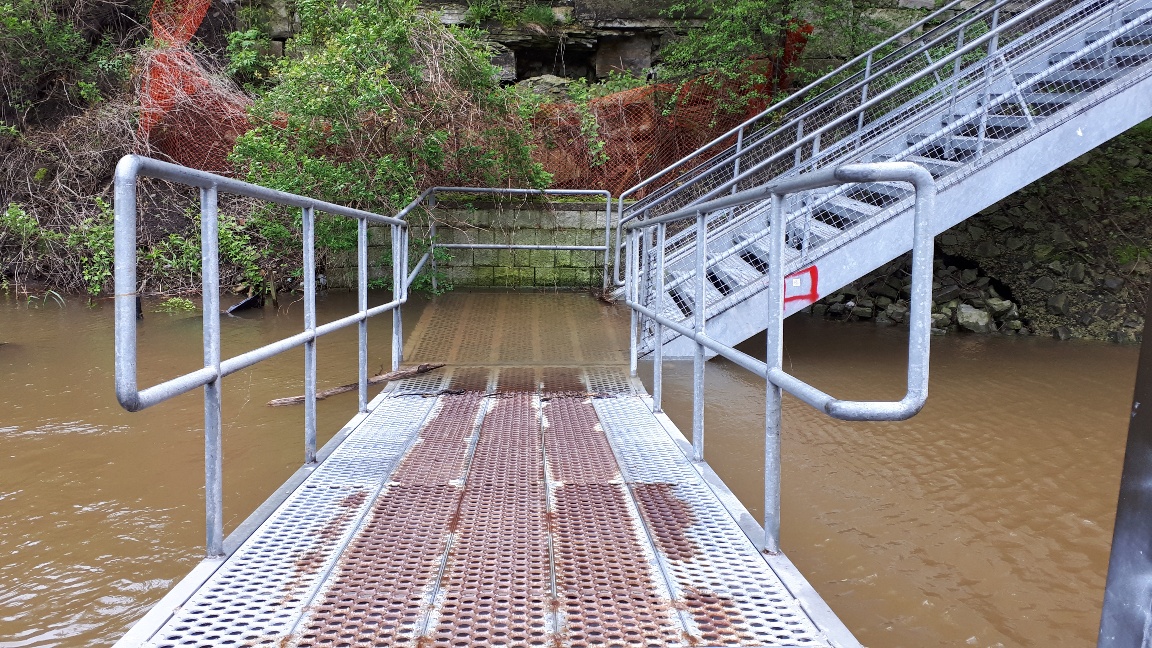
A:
325 201 613 290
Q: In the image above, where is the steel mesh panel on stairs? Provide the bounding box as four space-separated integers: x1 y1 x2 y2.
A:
629 0 1152 354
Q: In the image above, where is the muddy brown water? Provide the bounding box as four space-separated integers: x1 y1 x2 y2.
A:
0 290 1134 647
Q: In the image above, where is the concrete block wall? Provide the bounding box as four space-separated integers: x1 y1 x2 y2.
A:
325 201 613 290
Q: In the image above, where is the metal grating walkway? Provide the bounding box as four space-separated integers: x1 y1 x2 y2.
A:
125 367 855 647
118 294 857 647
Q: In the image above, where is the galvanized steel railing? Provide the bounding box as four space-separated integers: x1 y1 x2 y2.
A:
622 161 936 552
393 186 613 292
616 0 1152 352
113 155 422 557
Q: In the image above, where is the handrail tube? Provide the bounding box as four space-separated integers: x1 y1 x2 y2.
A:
621 0 1102 227
435 243 607 251
406 250 432 289
613 0 1115 292
220 330 316 378
115 155 412 558
617 0 993 203
131 367 221 413
200 184 224 555
115 155 407 227
623 161 935 554
621 0 1005 211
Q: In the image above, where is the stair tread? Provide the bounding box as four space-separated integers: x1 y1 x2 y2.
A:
902 155 963 167
1016 70 1116 83
709 254 764 285
733 232 800 264
817 196 877 223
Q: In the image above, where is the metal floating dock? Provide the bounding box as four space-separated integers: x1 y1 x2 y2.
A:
115 294 859 648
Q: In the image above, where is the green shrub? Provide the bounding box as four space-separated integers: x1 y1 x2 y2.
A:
155 297 198 312
231 0 549 281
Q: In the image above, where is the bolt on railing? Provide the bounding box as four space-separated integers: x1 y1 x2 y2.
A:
623 161 936 553
113 155 418 558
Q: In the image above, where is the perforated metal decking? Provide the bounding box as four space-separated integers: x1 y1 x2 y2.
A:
118 294 859 648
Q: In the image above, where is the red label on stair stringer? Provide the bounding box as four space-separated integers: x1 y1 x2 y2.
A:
784 265 819 305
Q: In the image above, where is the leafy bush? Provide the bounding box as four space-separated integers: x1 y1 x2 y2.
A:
0 0 139 129
230 0 550 282
661 0 880 109
233 0 549 204
64 197 114 295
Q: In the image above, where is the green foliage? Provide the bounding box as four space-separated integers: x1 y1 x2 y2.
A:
465 0 514 24
466 0 556 26
2 201 64 265
661 0 880 108
231 0 549 277
518 3 557 27
217 211 264 289
226 28 275 91
65 198 115 296
586 71 650 99
1114 244 1151 266
0 0 136 127
565 79 609 167
0 0 89 118
373 242 453 295
143 232 202 282
2 202 41 246
154 297 198 312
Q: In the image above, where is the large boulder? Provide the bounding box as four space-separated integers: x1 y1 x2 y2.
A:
957 304 992 333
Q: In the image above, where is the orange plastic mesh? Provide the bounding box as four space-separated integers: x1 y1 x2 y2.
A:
139 0 251 174
534 24 814 197
136 5 809 190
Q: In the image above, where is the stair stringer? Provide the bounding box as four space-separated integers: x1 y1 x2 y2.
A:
661 70 1152 357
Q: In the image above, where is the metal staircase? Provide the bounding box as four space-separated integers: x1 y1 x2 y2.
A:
618 0 1152 356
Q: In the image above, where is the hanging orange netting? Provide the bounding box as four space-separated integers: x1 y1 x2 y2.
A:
135 2 809 192
138 0 251 174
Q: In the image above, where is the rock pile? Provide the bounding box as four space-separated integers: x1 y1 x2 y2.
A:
938 212 1146 344
805 257 1027 336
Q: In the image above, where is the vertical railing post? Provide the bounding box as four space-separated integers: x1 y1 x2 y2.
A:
402 225 410 304
652 222 667 412
732 126 745 194
357 215 368 413
602 193 612 292
428 193 438 294
628 229 639 377
638 220 651 358
855 52 873 148
200 184 224 558
391 224 402 371
302 206 317 464
692 210 707 461
793 119 805 168
763 192 786 555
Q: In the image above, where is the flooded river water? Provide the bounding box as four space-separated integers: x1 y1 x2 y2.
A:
0 290 1135 647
